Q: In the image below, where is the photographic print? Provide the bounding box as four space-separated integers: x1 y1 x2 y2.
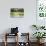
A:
10 8 24 18
37 0 46 18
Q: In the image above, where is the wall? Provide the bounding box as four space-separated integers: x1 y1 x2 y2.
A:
0 0 36 42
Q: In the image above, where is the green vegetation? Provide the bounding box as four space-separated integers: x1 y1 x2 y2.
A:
32 25 45 30
33 32 46 39
10 12 24 16
11 8 24 12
